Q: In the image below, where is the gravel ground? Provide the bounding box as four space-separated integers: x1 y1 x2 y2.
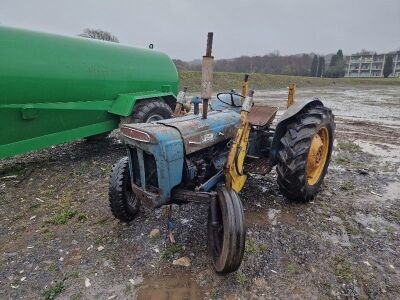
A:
0 86 399 299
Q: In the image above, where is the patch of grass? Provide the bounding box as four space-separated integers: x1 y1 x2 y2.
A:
245 239 268 255
29 203 41 211
392 210 400 223
94 216 109 226
235 272 248 285
334 257 353 282
336 141 362 153
336 155 351 165
46 210 76 225
124 283 132 294
77 213 89 223
339 182 355 191
161 244 183 260
0 164 28 177
179 71 400 93
70 294 81 300
343 220 360 235
48 263 56 272
286 263 297 273
94 236 106 246
43 281 64 300
43 231 55 241
69 271 80 279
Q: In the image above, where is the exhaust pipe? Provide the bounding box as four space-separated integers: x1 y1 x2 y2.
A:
201 32 214 119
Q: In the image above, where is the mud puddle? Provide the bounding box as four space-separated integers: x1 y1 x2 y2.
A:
255 86 400 123
136 273 204 300
245 209 297 226
353 140 400 166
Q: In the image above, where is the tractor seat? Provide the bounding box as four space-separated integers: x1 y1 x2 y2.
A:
248 106 278 128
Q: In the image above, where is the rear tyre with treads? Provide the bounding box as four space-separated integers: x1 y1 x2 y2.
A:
276 104 335 202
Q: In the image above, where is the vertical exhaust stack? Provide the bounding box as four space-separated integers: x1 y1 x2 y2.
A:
201 32 214 119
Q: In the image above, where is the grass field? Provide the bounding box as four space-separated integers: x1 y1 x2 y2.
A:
179 71 400 92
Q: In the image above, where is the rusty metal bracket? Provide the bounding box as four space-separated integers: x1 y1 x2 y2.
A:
171 188 217 204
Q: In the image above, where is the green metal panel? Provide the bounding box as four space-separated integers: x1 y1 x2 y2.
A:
0 26 179 159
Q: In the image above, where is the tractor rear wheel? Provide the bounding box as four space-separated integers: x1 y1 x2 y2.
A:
207 186 246 274
120 99 173 125
109 157 140 222
276 104 335 202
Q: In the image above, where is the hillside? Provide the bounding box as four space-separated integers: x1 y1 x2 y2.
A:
179 71 400 92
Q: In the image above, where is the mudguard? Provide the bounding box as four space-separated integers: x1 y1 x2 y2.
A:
269 98 324 165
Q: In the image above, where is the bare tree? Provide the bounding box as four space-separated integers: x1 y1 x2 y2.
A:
79 28 119 43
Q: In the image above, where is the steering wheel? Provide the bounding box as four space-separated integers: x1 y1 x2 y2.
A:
216 92 245 107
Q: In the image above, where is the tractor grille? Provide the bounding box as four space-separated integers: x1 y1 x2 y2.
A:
128 147 158 190
129 147 141 186
143 151 159 190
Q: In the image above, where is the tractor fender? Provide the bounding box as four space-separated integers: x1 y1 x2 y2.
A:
269 98 324 165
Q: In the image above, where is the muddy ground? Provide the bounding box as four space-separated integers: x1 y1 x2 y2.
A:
1 85 399 299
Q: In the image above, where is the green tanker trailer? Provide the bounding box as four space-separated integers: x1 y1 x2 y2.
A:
0 26 179 159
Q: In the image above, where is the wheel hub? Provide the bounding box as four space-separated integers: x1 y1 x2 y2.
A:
307 127 329 185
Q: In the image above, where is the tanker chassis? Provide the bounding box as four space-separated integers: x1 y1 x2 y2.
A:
0 26 179 159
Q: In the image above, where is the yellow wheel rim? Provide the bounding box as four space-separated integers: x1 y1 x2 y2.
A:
307 127 329 185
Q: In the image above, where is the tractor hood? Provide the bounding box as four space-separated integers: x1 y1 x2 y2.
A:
157 110 240 154
120 110 240 155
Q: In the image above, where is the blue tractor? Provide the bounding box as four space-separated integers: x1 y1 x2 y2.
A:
108 33 335 273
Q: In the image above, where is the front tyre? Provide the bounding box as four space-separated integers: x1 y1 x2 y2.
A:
276 104 335 202
109 157 140 222
208 186 246 274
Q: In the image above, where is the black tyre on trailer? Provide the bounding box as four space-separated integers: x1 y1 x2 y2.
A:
276 104 335 202
120 99 173 125
109 156 140 222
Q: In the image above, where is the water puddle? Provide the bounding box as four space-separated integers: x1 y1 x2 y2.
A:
136 274 204 300
353 140 400 164
384 181 400 200
245 209 297 226
245 210 269 226
354 211 400 232
279 211 297 226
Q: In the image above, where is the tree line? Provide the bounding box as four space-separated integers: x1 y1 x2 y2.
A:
174 50 349 78
77 28 397 79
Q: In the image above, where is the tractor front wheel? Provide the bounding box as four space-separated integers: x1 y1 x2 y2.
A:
276 104 335 202
207 186 246 274
109 157 140 222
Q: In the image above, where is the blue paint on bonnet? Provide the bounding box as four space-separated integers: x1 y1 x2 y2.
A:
122 123 184 207
121 108 241 207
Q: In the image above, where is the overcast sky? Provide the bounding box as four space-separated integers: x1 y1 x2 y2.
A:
1 0 399 60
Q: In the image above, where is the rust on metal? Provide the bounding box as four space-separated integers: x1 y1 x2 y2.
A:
248 106 278 127
171 188 216 203
131 182 161 208
205 32 213 57
201 32 214 119
287 83 296 108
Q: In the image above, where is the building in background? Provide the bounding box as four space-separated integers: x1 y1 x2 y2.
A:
345 52 400 77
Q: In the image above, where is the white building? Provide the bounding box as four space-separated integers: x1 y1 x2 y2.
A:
345 52 400 78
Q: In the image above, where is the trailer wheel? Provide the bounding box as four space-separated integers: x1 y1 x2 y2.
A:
208 186 246 274
109 157 140 222
276 104 335 202
120 99 173 125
